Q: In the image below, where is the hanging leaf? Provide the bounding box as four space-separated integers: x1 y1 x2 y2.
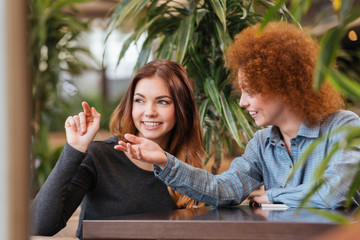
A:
259 0 285 33
326 67 360 101
209 0 227 31
313 27 346 90
230 99 254 141
219 92 244 148
176 15 195 64
204 78 222 116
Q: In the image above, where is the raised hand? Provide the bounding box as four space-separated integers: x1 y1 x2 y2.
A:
64 101 101 152
114 134 168 168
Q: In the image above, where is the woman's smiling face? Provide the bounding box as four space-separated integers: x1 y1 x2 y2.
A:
131 75 176 148
238 70 286 127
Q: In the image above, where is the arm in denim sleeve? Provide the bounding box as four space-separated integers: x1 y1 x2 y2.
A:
267 149 359 208
268 112 360 208
154 133 264 207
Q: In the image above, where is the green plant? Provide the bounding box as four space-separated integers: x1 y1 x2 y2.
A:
108 0 292 173
262 0 360 221
29 0 94 190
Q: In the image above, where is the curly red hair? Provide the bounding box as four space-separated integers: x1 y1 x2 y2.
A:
226 21 344 125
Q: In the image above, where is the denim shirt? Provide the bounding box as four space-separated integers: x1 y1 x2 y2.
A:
154 110 360 208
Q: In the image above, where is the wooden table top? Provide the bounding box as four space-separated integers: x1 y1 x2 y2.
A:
83 205 352 240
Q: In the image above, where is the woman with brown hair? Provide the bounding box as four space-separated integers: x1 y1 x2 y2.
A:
31 59 204 239
116 22 360 209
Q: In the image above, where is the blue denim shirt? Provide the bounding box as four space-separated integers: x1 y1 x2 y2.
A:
154 110 360 208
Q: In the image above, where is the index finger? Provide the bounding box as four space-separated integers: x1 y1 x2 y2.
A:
82 101 92 117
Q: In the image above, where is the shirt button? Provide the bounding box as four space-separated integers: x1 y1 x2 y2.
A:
291 143 296 146
280 143 285 147
289 165 292 168
271 140 275 144
280 185 283 188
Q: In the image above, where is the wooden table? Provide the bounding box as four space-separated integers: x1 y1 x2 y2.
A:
83 205 349 240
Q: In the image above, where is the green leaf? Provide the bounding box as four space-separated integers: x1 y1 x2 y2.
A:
108 0 150 28
50 0 91 12
133 39 152 73
300 178 325 206
230 99 254 141
307 208 351 224
312 143 339 180
326 68 360 102
286 135 325 184
196 8 209 26
214 19 233 56
339 0 355 26
209 0 227 30
176 15 195 64
313 27 346 90
203 127 213 155
115 33 137 66
157 34 176 60
259 0 285 33
133 15 161 42
219 92 244 148
188 43 210 80
198 98 210 128
289 0 313 23
204 78 222 116
346 167 360 208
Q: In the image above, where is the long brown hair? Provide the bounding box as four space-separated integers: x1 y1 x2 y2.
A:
110 59 204 208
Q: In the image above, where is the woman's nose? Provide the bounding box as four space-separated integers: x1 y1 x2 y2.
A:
239 94 248 108
144 104 157 117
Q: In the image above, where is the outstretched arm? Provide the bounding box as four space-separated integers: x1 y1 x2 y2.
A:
115 133 263 207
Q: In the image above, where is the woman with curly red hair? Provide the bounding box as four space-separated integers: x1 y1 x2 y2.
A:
116 22 360 209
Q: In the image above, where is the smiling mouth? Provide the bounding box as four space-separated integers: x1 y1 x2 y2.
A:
142 121 162 127
248 111 259 119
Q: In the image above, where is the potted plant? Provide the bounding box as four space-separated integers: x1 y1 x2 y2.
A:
29 0 94 191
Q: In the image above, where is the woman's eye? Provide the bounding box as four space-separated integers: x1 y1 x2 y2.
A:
158 100 169 105
134 98 144 103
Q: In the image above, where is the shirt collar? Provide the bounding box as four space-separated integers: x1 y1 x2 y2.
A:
296 121 320 138
267 120 320 146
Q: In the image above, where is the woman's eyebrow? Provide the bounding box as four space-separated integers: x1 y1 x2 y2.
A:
155 95 172 100
134 93 172 100
134 93 145 98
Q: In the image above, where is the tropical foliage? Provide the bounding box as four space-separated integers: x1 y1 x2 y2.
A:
108 0 293 173
29 0 93 189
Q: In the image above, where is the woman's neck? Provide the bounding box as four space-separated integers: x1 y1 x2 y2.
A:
277 110 304 153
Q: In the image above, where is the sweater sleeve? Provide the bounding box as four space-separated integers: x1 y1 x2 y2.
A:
31 143 92 236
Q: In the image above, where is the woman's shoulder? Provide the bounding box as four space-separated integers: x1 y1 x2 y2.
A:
325 110 360 126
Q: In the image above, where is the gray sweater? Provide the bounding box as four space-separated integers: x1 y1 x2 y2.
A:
31 136 177 239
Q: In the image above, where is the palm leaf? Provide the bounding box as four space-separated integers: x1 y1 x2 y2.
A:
209 0 227 30
307 208 351 224
176 15 195 64
313 27 346 90
346 167 360 208
219 92 244 148
109 0 150 28
230 99 254 141
204 78 222 116
326 68 360 102
259 0 285 33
